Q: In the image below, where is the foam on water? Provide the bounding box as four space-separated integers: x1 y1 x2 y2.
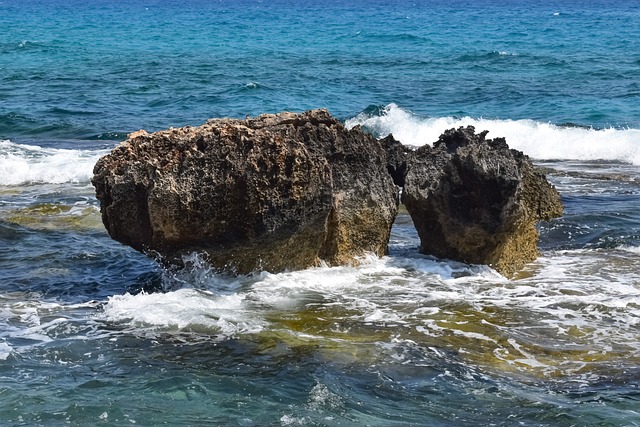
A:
620 245 640 254
94 246 640 380
0 342 12 361
97 254 499 336
0 140 107 185
101 289 264 337
0 298 102 356
346 104 640 165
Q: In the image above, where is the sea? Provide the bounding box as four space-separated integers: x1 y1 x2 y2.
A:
1 0 640 425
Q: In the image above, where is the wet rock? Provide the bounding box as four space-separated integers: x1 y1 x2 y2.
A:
92 109 398 274
401 126 563 277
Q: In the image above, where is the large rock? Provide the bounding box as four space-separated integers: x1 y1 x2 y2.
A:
401 126 563 277
92 109 399 274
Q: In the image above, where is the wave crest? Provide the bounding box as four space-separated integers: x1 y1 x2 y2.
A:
0 140 108 185
346 104 640 165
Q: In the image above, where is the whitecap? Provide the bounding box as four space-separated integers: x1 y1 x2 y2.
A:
0 140 108 185
280 414 307 426
307 382 343 411
0 342 13 361
619 245 640 254
345 104 640 165
100 288 265 337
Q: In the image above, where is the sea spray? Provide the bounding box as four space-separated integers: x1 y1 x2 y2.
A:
94 244 640 382
346 104 640 165
0 140 107 185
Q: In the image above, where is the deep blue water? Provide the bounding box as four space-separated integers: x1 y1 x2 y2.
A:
2 0 640 141
1 1 640 426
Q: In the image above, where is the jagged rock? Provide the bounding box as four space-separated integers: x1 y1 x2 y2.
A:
92 109 398 274
401 126 563 277
380 134 411 187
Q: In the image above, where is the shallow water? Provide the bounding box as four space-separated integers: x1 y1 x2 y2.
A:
1 164 640 425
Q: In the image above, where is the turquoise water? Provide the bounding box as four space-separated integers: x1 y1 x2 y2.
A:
1 1 640 425
2 0 640 139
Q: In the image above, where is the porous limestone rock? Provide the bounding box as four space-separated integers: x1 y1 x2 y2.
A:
400 126 563 277
92 109 399 274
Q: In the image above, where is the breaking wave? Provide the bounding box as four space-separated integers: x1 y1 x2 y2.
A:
346 104 640 165
0 140 108 185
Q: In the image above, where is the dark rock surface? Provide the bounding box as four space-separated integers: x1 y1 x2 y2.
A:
400 126 563 277
92 109 399 274
93 110 562 278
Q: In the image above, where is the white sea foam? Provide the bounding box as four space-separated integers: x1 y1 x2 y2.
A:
49 243 640 379
100 249 638 340
98 255 497 337
620 245 640 254
345 103 640 165
93 226 640 378
0 342 13 360
0 299 103 356
307 382 343 412
101 288 264 336
0 140 108 185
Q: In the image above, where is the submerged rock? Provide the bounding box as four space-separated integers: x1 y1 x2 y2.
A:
401 126 563 277
92 109 398 274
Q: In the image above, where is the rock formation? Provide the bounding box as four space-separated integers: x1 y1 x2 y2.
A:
92 109 399 274
93 110 562 278
400 126 563 277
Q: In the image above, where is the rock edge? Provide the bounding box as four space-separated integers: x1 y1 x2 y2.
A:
92 110 563 277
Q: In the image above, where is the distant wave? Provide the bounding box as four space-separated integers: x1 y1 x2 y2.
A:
346 104 640 165
46 107 101 116
456 50 518 61
0 40 46 54
355 33 430 43
86 132 131 141
236 81 274 92
0 140 108 185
